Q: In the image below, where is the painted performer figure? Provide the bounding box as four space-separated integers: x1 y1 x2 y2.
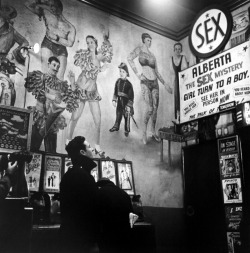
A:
25 56 79 153
67 27 113 157
128 33 172 145
110 62 134 137
25 0 76 80
170 42 188 123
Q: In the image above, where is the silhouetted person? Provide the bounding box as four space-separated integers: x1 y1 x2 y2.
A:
97 177 134 253
60 136 98 253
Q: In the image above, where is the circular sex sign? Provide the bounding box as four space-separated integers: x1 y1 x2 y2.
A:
189 5 233 58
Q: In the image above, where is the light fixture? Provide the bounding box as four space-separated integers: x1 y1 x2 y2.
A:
22 43 40 54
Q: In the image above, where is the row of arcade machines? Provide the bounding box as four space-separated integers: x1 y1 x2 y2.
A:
183 101 250 253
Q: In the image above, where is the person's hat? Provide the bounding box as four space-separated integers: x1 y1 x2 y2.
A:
118 62 129 77
0 5 17 20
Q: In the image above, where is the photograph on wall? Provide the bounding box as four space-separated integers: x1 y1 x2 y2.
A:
225 205 243 231
25 152 42 192
44 155 62 193
230 8 249 48
222 178 242 204
100 160 116 185
219 153 241 179
227 232 241 253
91 159 99 182
64 157 72 174
117 162 135 195
0 105 33 152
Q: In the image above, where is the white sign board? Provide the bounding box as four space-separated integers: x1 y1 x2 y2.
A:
179 41 250 123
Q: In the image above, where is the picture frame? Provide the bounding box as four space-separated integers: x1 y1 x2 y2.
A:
117 161 135 195
91 159 100 182
25 152 43 192
0 105 33 152
63 156 72 174
100 159 117 185
44 154 62 193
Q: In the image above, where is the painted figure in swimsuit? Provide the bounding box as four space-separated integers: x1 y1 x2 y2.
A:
170 42 188 123
127 33 172 144
67 29 113 157
25 0 76 80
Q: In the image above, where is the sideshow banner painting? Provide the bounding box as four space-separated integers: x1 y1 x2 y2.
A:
0 105 33 152
225 205 243 231
44 155 62 193
91 159 99 182
222 178 242 204
179 41 250 123
117 162 135 195
100 160 116 185
25 152 42 192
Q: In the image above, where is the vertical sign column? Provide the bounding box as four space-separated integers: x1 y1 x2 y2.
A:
218 135 243 253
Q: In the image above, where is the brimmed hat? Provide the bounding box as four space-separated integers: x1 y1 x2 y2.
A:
118 62 129 77
0 5 17 20
96 177 113 187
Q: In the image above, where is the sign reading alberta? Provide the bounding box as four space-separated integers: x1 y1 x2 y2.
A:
179 41 250 123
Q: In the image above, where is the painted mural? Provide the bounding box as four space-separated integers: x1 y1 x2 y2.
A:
0 0 184 207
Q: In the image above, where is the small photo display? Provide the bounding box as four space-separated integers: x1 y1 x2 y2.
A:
222 178 242 204
44 155 62 193
25 152 42 192
219 153 240 179
101 160 116 185
91 160 99 182
227 232 241 253
117 162 135 195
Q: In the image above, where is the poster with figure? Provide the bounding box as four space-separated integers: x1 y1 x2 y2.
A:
227 232 241 253
44 155 62 193
219 153 241 179
117 162 135 195
0 105 33 152
222 178 242 204
25 152 42 191
100 160 116 185
91 159 99 182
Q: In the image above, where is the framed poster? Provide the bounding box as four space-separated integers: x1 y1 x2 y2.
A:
225 206 243 231
0 105 33 152
100 160 117 185
91 159 99 182
219 153 241 179
222 178 243 204
25 152 43 192
117 161 135 195
44 155 62 193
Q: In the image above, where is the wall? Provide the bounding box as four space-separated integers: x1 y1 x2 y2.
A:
0 0 184 209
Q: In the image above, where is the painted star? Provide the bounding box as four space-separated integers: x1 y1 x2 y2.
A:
181 74 185 79
243 45 248 52
206 13 210 18
209 45 213 50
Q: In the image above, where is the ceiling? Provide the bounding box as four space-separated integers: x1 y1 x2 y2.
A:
81 0 249 41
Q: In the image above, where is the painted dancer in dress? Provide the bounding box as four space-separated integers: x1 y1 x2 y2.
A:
67 26 113 157
170 42 188 123
25 0 76 80
128 33 172 145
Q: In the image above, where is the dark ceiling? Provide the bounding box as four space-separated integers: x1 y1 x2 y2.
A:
81 0 249 41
